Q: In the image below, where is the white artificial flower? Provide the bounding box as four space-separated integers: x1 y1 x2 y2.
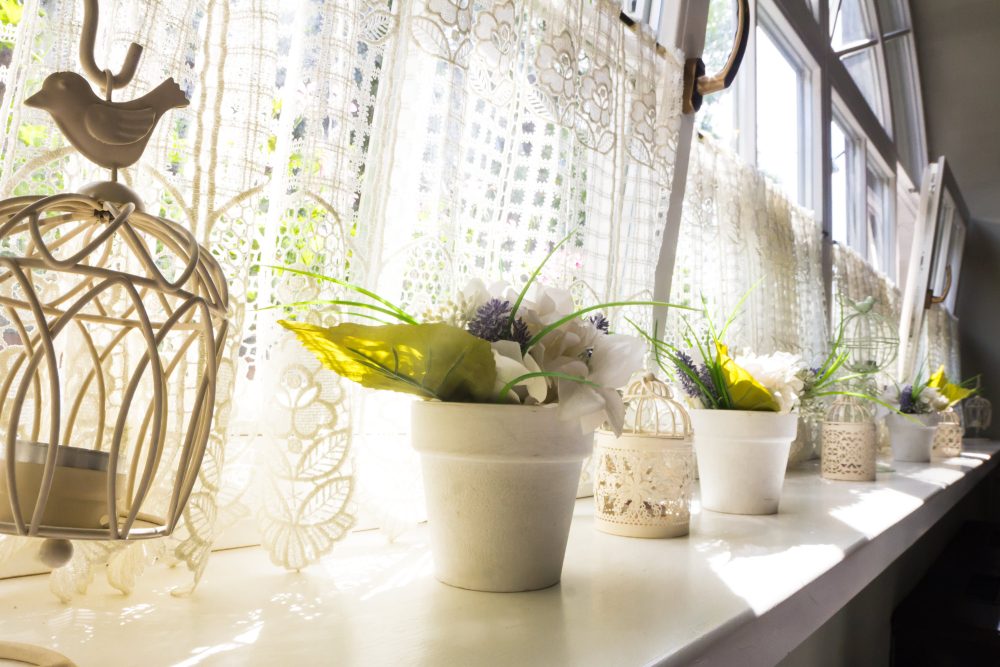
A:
734 350 804 414
491 340 548 404
919 386 950 412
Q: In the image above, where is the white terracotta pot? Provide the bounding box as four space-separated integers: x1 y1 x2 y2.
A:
690 409 799 515
411 401 593 592
886 413 937 462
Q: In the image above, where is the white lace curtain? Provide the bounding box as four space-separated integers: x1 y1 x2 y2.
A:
667 136 829 366
0 0 684 595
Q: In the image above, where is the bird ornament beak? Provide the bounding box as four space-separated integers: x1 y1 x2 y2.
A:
23 89 47 109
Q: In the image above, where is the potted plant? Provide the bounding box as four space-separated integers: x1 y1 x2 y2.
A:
886 366 973 462
274 239 682 591
635 298 802 515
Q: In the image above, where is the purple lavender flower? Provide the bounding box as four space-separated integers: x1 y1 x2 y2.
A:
467 298 513 342
674 351 703 399
510 318 531 347
589 313 610 334
697 363 718 402
467 298 533 347
899 384 917 414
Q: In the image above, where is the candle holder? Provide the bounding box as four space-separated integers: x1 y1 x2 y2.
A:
822 395 876 481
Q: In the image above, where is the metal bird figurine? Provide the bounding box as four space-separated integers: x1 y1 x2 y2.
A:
24 71 188 171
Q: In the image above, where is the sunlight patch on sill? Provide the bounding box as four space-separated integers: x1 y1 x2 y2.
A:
828 487 923 538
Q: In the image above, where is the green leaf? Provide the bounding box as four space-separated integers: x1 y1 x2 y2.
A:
279 321 497 402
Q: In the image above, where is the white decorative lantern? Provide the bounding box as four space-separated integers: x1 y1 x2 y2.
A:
840 296 899 374
821 396 876 481
932 408 963 458
593 374 694 538
0 4 228 557
964 394 992 437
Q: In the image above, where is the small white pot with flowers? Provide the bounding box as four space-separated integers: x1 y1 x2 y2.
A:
888 366 975 462
276 238 679 592
641 302 804 515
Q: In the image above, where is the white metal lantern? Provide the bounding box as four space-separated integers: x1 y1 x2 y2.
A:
821 395 876 481
964 394 992 437
0 4 228 554
840 296 899 374
593 374 694 538
932 408 963 458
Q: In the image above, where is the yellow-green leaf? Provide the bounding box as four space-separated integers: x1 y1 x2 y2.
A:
279 320 497 402
716 342 780 412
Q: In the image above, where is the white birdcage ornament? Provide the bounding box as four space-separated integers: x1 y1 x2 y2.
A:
593 374 694 538
964 394 992 438
821 395 876 481
840 295 899 374
0 3 228 566
932 408 963 458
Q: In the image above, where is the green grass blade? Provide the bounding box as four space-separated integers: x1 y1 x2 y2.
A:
264 265 418 324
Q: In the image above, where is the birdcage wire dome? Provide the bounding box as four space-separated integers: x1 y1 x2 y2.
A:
620 373 693 438
839 295 899 375
0 192 228 541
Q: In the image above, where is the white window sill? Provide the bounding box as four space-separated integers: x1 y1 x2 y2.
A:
1 441 997 666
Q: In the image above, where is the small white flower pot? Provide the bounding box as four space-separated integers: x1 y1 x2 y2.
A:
411 401 593 592
690 410 799 515
886 413 937 462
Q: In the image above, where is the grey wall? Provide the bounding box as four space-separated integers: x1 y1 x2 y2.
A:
956 219 1000 438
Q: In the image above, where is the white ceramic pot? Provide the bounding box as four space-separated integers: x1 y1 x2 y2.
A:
690 409 799 515
411 401 593 592
886 413 937 462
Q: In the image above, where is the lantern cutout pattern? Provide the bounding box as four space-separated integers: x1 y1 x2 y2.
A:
594 374 694 538
822 396 876 481
0 4 228 557
932 408 963 458
840 295 899 374
964 394 992 438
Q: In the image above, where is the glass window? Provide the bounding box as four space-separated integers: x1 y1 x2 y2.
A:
829 0 875 51
755 25 804 203
831 119 851 245
866 164 893 277
699 0 738 148
885 35 924 181
841 48 886 125
874 0 909 34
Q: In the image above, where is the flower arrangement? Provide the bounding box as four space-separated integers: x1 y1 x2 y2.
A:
897 365 976 415
635 294 803 414
635 292 894 417
274 236 682 435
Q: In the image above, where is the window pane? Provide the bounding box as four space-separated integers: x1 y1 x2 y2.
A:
699 0 738 147
866 165 893 277
756 26 802 203
874 0 909 34
885 36 924 181
831 120 850 246
829 0 875 51
841 47 885 123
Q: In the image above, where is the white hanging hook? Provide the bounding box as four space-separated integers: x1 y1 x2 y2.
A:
78 0 143 96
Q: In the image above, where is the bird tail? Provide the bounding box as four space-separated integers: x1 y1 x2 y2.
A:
145 77 190 110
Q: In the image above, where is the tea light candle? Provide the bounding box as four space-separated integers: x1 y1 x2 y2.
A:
0 440 122 531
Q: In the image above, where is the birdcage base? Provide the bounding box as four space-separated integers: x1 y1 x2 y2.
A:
0 514 168 541
0 641 76 667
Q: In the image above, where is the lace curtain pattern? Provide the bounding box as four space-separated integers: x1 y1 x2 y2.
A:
0 0 685 595
668 137 828 365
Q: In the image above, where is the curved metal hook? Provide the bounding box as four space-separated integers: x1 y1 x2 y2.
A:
928 265 953 306
683 0 750 114
79 0 143 93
